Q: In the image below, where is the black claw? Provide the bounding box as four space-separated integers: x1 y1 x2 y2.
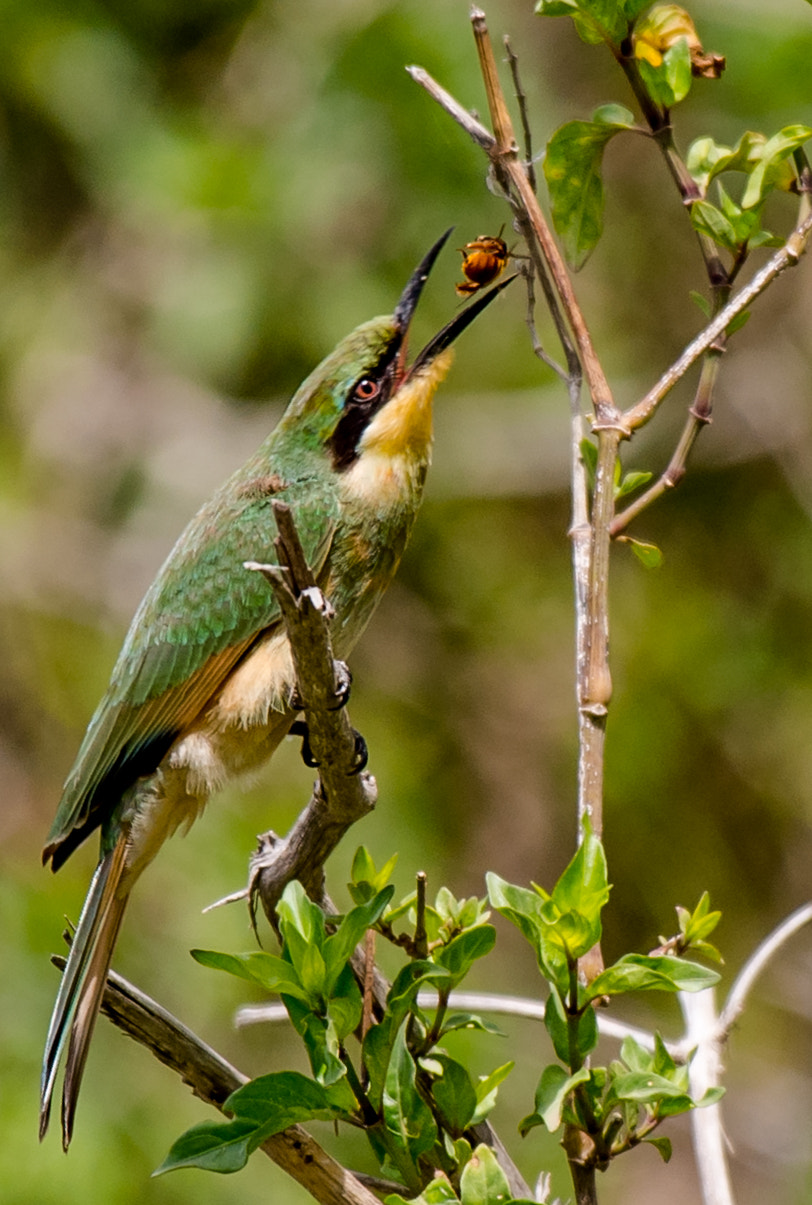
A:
289 685 305 711
349 729 368 775
330 661 353 711
289 720 320 767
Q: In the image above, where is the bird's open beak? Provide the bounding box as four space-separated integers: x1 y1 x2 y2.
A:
393 228 517 381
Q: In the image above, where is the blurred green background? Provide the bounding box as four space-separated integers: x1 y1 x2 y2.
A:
3 0 812 1201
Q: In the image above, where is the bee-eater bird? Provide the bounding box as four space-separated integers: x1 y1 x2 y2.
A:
40 229 513 1149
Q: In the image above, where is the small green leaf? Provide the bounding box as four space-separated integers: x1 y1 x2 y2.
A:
323 886 395 993
624 538 664 569
535 0 579 15
637 35 692 107
190 949 310 1003
587 953 720 1000
690 200 738 251
690 290 711 318
726 310 750 337
552 817 610 922
521 1064 591 1133
154 1119 258 1176
326 966 364 1040
592 102 635 128
387 960 452 1025
471 1062 515 1125
615 469 653 500
580 437 598 489
459 1144 513 1205
440 1013 505 1039
645 1135 673 1162
432 1057 478 1137
741 124 812 209
433 925 497 985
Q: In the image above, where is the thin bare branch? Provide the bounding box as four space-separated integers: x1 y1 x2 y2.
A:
624 210 812 431
404 65 495 152
719 901 812 1036
679 989 735 1205
53 958 382 1205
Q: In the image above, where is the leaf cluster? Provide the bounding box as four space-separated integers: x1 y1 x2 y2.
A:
488 823 722 1171
536 0 811 271
157 854 509 1194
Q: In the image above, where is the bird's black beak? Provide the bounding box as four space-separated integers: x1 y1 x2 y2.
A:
393 227 516 379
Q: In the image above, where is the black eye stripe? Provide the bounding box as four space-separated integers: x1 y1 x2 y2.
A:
330 364 394 470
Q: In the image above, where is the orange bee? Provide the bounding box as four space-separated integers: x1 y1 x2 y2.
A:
455 229 510 297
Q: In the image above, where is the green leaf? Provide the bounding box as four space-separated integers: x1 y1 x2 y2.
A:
386 1176 461 1205
552 817 610 923
689 289 711 318
726 310 751 336
471 1062 515 1124
587 953 720 1000
440 1012 505 1039
521 1064 591 1133
687 131 765 194
543 990 570 1063
326 965 364 1040
544 988 598 1063
459 1143 513 1205
190 949 310 1003
154 1119 259 1176
645 1136 673 1162
619 1033 652 1073
615 469 653 500
297 1012 346 1085
156 1070 346 1176
323 886 395 993
387 960 452 1024
580 437 598 489
637 36 692 108
298 941 327 999
383 1022 438 1175
624 538 664 569
742 124 812 209
611 1070 692 1106
535 0 579 15
277 879 325 946
544 113 631 268
592 103 635 128
433 925 497 985
486 874 546 946
690 199 739 251
432 1057 478 1137
226 1070 343 1126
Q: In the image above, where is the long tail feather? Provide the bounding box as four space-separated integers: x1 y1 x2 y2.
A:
40 836 129 1148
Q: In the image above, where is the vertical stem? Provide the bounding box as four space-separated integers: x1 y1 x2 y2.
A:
569 1162 599 1205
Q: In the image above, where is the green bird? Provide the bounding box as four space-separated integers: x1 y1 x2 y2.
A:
40 229 513 1149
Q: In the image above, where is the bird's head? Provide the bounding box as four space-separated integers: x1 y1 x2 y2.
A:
277 228 514 472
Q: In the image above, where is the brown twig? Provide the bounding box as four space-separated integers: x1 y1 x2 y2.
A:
245 500 377 923
53 957 382 1205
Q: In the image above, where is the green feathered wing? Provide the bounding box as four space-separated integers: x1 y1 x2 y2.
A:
44 471 338 868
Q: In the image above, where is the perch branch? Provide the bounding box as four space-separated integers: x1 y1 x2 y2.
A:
51 957 381 1205
245 500 377 923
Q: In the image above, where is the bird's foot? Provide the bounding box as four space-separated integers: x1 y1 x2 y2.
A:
288 720 368 774
289 661 352 712
349 728 368 774
289 720 319 767
330 661 353 710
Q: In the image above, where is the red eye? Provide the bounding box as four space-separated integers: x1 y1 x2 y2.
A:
355 378 380 401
